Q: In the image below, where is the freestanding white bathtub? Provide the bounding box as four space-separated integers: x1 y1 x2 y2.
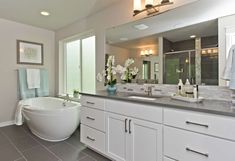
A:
22 97 80 142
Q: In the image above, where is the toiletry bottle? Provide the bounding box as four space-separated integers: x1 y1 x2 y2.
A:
185 79 192 97
193 85 199 99
178 79 183 96
185 79 190 86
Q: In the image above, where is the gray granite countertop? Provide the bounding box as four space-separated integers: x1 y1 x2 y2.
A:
80 90 235 117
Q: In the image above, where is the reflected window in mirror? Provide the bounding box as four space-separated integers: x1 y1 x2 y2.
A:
143 60 151 79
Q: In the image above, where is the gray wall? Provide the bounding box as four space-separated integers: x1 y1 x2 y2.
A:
0 19 55 125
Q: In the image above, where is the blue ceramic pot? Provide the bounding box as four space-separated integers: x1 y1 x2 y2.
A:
107 85 117 94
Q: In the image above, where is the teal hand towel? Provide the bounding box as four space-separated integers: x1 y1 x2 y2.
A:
18 68 36 99
36 69 49 97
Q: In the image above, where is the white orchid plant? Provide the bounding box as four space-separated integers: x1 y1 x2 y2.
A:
116 58 139 83
97 56 117 86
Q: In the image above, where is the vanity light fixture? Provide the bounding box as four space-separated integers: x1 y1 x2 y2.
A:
133 0 173 16
40 11 50 16
141 49 153 57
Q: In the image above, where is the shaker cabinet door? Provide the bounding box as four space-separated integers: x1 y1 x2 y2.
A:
106 113 128 161
129 118 163 161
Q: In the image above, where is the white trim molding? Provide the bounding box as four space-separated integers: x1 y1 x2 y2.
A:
0 120 15 127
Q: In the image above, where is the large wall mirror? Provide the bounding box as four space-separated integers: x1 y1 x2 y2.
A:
105 0 235 87
106 18 219 86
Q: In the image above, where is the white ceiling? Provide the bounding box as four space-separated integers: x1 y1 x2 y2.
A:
0 0 120 30
111 19 218 49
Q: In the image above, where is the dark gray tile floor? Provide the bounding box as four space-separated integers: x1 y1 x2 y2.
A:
0 125 111 161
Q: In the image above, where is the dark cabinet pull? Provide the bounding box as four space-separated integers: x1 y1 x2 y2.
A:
86 116 95 121
186 121 209 128
125 119 128 133
86 101 95 105
186 147 209 157
129 119 132 134
86 136 95 141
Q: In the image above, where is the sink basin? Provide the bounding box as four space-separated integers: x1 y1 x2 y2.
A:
128 96 157 101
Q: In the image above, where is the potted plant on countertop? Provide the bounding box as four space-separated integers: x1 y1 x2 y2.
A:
97 55 117 94
73 89 79 98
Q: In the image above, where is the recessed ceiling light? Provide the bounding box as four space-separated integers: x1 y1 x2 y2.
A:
40 11 50 16
120 37 129 41
133 24 149 30
190 35 196 38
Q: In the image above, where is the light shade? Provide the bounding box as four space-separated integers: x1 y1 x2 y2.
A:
141 49 154 56
134 0 142 12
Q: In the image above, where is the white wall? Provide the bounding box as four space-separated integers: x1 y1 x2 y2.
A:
56 0 235 91
106 44 130 65
0 19 55 124
55 0 133 91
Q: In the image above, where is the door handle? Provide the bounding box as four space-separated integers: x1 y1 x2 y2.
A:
86 116 95 121
125 119 128 133
86 101 95 105
186 147 209 157
129 119 132 134
86 136 95 141
186 121 209 128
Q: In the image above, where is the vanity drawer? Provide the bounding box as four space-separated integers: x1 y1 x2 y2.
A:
81 124 105 154
81 106 105 132
164 108 235 141
164 157 177 161
164 126 235 161
106 100 163 123
81 95 105 110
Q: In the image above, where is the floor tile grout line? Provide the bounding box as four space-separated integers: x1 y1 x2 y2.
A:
79 155 97 161
1 130 28 161
64 140 85 151
63 142 90 160
20 144 41 153
21 126 63 161
81 151 99 161
23 126 92 161
14 157 24 161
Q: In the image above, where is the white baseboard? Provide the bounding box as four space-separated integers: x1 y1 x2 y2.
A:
0 121 14 127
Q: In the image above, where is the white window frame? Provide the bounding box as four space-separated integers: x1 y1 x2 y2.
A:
58 30 95 95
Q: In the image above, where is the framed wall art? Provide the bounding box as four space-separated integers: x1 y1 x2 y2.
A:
17 40 43 65
154 63 159 72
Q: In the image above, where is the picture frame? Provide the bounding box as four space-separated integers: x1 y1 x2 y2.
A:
17 40 43 65
154 63 159 72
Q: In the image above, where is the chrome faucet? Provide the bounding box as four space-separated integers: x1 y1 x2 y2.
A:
145 86 153 96
63 94 71 106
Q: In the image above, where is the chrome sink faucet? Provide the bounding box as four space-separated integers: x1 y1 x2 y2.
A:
145 86 153 96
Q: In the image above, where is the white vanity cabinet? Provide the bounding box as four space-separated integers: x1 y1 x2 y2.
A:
80 94 235 161
164 108 235 161
80 95 106 154
105 100 163 161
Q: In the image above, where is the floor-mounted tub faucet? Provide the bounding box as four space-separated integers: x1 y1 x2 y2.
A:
63 94 71 106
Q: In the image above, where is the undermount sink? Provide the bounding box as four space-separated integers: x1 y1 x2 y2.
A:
128 96 157 101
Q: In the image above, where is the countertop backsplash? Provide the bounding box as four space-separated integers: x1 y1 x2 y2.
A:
116 83 232 101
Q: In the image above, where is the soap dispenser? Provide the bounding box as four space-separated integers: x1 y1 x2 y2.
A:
193 85 199 99
178 79 183 96
185 79 193 97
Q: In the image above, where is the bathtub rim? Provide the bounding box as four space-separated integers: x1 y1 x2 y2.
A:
21 97 81 113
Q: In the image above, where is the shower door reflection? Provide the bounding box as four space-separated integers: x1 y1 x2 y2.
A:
163 50 195 84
